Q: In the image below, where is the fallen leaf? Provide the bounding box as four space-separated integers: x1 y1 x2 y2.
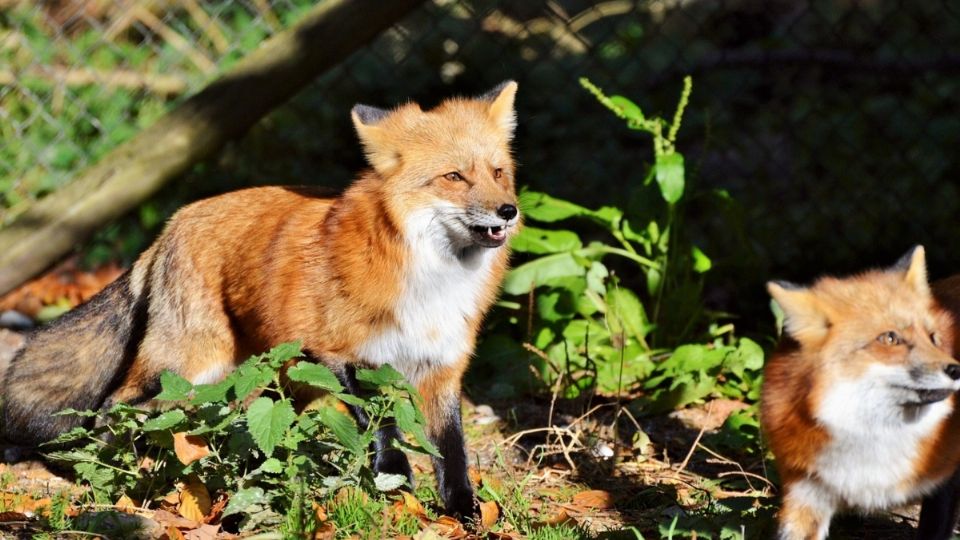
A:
534 509 578 529
314 521 336 540
429 515 467 539
572 489 614 509
184 523 220 540
173 433 210 465
205 493 228 524
116 494 138 513
396 491 426 518
479 500 499 529
165 525 188 540
468 468 482 486
179 476 212 522
154 509 199 529
313 502 328 522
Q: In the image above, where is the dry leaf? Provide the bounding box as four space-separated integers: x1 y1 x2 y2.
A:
468 467 482 486
154 509 199 529
178 477 212 522
173 433 211 465
314 521 336 540
205 494 228 524
479 500 499 529
397 491 426 518
115 494 138 513
313 502 328 522
572 489 614 509
533 509 578 530
429 515 468 539
165 525 188 540
184 523 220 540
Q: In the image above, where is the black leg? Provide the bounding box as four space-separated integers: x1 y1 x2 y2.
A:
919 468 960 540
332 364 413 487
430 395 478 519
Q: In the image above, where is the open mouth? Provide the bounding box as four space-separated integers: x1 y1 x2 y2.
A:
469 225 508 247
896 386 955 405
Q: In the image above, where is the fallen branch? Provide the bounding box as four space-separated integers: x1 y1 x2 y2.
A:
0 0 426 295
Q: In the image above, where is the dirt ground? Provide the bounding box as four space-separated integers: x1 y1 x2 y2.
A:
0 329 928 539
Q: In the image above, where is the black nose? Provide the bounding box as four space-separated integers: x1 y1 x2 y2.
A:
946 364 960 380
497 204 518 220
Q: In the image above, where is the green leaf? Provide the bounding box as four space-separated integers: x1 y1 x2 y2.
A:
606 287 651 342
141 410 186 432
265 341 303 368
335 393 366 407
374 473 409 492
393 399 441 457
510 226 582 254
191 379 233 404
234 364 273 401
519 191 594 222
655 152 685 204
258 458 284 474
725 338 765 378
691 245 712 273
669 345 728 373
223 487 270 517
355 364 404 387
610 95 644 122
246 397 296 457
286 362 344 392
155 371 192 401
503 252 586 295
316 406 363 454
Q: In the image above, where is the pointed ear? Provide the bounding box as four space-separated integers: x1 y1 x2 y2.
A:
351 104 399 173
894 245 931 297
481 80 518 137
768 281 830 343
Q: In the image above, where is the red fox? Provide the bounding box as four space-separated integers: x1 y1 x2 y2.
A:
763 246 960 540
0 82 521 518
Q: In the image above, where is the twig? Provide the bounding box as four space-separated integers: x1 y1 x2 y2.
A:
132 6 216 74
180 0 229 54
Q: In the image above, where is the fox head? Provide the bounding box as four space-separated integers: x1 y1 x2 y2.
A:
351 82 520 252
769 246 960 418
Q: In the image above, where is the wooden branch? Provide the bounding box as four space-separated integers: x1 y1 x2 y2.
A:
0 66 188 95
0 0 426 296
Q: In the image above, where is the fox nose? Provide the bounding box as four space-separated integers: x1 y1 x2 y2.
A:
497 204 518 220
946 364 960 381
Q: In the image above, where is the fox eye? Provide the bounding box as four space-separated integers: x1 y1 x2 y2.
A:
444 172 465 182
493 168 503 179
931 332 942 346
877 331 903 346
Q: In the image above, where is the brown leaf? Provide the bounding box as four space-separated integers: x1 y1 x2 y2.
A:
467 467 482 486
534 509 578 529
314 521 336 540
154 509 199 529
571 489 614 509
429 515 468 539
173 433 210 466
479 500 499 529
205 493 228 524
398 491 426 518
313 502 328 522
184 523 220 540
164 525 188 540
179 476 212 522
115 494 138 513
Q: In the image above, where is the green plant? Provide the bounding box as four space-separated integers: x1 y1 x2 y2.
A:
484 78 763 409
44 342 438 533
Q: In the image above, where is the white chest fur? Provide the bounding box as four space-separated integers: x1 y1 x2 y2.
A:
354 208 497 383
812 366 953 510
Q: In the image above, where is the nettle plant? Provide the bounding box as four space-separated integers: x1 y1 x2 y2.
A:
497 77 763 413
45 342 437 532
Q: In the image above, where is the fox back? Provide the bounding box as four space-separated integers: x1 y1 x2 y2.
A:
763 247 960 540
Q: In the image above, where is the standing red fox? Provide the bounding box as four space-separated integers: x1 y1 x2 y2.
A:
764 246 960 540
1 82 521 518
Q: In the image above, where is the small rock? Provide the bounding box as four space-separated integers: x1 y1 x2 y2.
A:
472 404 500 425
0 311 33 331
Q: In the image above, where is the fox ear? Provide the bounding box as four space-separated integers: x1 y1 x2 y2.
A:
768 281 830 343
481 80 518 137
351 104 399 174
893 245 930 297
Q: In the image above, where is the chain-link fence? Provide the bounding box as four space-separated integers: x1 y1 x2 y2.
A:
3 0 959 321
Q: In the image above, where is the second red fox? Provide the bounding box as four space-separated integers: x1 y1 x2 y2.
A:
764 246 960 539
1 82 522 518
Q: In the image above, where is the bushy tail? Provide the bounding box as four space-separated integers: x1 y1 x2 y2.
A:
1 272 145 445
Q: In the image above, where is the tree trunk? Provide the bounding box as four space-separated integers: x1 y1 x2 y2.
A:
0 0 425 295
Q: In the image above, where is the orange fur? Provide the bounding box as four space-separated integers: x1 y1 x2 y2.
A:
764 247 960 540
